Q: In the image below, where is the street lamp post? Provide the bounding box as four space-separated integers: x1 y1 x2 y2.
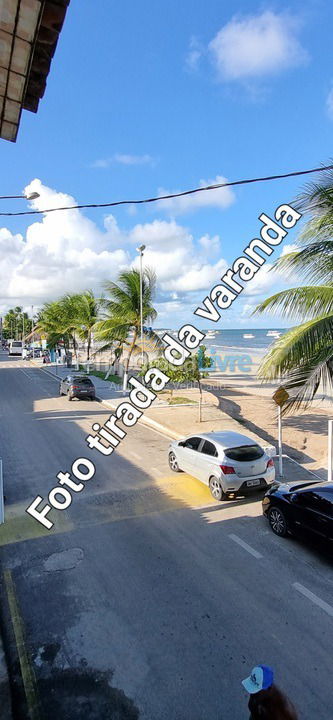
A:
0 192 40 200
136 244 145 368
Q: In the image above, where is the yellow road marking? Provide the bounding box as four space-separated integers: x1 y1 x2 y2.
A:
0 475 213 547
4 570 41 720
155 473 214 507
0 502 74 547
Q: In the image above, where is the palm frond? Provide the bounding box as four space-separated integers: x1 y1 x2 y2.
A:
254 286 333 321
258 314 333 380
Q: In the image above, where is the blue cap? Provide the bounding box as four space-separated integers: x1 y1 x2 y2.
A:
242 665 274 694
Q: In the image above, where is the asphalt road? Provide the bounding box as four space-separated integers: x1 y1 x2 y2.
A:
0 352 332 719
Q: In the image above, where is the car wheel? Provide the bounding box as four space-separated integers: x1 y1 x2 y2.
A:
59 387 63 396
168 452 180 472
209 476 227 501
268 506 288 537
67 392 72 402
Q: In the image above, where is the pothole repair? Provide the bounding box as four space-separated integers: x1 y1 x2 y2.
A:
44 548 84 572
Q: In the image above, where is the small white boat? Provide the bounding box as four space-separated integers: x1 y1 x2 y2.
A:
243 333 254 339
206 332 216 339
267 330 281 338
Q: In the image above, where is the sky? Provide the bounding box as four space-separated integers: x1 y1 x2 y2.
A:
1 0 332 329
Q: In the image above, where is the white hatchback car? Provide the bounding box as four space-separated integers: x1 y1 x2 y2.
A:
168 431 275 500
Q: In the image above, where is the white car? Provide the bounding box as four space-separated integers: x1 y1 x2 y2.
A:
168 431 275 501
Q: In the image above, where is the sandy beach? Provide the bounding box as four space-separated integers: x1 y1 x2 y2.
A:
146 345 333 479
201 347 333 478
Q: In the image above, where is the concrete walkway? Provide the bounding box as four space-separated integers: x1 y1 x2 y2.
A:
35 361 324 486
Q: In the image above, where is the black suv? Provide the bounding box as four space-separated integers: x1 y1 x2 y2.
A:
59 374 96 401
263 480 333 541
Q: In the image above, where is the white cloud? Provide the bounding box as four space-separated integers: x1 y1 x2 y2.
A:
128 219 191 250
326 87 333 120
91 153 155 168
114 153 154 166
241 263 277 296
199 233 220 254
280 243 299 257
0 179 232 319
209 11 308 81
157 175 235 215
185 36 203 71
0 179 129 305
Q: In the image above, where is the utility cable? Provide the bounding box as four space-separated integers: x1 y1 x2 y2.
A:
1 163 333 217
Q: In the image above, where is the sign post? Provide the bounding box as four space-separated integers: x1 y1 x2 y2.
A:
272 387 289 479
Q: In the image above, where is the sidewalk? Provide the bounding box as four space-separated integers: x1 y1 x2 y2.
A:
35 362 327 485
35 362 276 449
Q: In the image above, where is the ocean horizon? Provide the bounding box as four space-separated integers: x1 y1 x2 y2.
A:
154 328 286 353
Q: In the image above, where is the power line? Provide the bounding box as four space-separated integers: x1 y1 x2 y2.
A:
1 163 333 217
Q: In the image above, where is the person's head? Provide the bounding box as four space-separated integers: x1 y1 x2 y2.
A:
242 666 298 720
242 664 274 694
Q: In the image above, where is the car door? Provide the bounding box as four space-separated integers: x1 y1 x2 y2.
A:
178 436 202 476
307 490 333 540
197 439 219 484
291 490 333 538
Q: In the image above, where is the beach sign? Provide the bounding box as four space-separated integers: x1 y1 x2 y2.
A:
273 386 289 407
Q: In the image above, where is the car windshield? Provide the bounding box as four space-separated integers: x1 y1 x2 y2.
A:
224 444 264 461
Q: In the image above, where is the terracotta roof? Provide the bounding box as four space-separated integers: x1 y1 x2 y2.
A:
0 0 70 142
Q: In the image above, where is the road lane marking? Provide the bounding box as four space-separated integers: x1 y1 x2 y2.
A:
293 582 333 617
4 570 41 719
228 533 263 559
19 368 33 380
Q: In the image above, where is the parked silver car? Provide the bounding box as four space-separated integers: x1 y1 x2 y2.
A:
168 431 275 500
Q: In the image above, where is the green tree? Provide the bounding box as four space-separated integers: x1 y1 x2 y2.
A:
70 290 103 361
94 268 161 390
254 167 333 412
3 307 32 340
140 346 212 421
35 300 70 349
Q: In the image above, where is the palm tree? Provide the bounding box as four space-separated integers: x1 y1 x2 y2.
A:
254 167 333 412
73 290 102 361
94 268 161 390
36 301 71 351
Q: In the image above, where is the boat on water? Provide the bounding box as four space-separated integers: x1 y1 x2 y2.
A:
266 330 281 338
205 332 216 339
243 333 254 339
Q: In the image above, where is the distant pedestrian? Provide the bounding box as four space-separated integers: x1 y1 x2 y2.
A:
242 665 298 720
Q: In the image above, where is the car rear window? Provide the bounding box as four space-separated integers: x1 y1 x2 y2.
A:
73 377 93 385
224 445 264 461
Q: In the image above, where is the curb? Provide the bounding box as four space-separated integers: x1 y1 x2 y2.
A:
34 364 277 446
34 364 181 441
96 397 182 441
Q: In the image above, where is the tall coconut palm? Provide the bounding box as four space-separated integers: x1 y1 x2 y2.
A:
254 167 333 412
94 268 161 389
72 290 102 361
36 301 71 351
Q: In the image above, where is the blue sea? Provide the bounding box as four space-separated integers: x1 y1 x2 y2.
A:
157 328 286 353
202 328 286 353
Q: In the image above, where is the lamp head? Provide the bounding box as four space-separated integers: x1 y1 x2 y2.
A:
136 244 146 253
25 192 40 200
